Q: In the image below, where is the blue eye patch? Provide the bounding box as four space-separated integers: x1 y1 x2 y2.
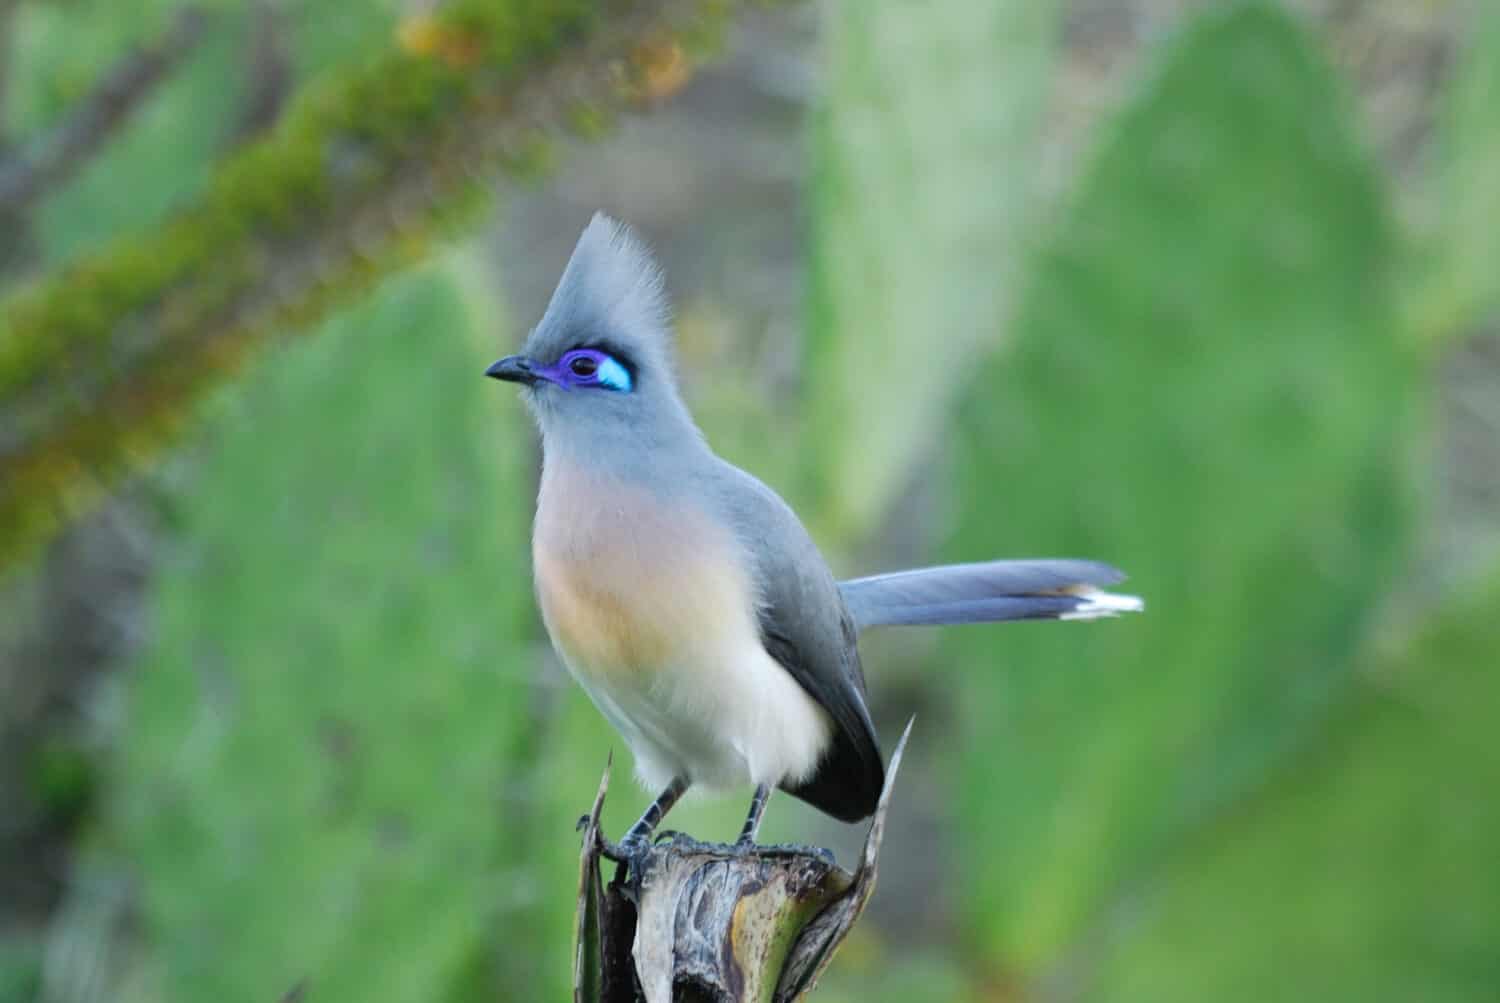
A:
595 355 633 392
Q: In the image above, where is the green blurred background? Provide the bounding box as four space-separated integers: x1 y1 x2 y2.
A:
1 1 1497 1000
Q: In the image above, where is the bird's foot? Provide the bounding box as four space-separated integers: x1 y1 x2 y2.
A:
599 833 652 865
591 824 835 867
746 841 837 866
651 833 836 866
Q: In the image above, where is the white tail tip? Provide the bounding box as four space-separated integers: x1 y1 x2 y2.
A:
1058 587 1146 621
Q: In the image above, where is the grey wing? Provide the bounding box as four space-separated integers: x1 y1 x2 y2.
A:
710 461 885 823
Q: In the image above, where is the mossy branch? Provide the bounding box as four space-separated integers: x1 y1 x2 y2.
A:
0 0 738 571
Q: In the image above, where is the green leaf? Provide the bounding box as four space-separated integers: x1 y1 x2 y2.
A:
1095 576 1500 1002
803 0 1059 543
111 255 549 1002
943 2 1418 972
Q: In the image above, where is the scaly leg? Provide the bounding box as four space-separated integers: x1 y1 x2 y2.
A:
610 776 689 858
735 783 772 847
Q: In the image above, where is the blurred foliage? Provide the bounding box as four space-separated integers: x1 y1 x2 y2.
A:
814 948 977 1003
6 1 204 136
803 0 1058 544
0 0 740 572
110 258 546 1003
0 939 39 1003
1415 1 1500 345
9 0 400 265
1096 573 1500 1001
936 2 1495 998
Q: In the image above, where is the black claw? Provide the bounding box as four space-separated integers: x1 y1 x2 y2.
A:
598 830 837 869
755 842 837 865
600 834 650 864
576 813 592 833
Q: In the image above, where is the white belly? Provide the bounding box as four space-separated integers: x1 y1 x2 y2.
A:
532 458 833 794
560 634 833 794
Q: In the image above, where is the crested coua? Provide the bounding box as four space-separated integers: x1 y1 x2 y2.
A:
487 214 1142 852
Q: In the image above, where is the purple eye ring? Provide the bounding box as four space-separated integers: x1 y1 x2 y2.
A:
555 348 634 392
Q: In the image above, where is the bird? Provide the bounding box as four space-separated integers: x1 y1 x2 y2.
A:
486 213 1142 854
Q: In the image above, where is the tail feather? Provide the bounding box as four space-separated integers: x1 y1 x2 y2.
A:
839 559 1144 631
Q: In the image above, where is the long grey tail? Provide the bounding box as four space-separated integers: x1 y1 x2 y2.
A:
839 559 1144 631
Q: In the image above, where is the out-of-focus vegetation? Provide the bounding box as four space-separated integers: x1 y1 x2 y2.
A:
114 261 546 1001
1 1 1497 1001
804 0 1058 543
948 0 1418 979
0 0 734 569
1421 1 1500 343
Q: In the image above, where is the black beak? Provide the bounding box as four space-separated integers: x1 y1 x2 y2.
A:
485 355 540 385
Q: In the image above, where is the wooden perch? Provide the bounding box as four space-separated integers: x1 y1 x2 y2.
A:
574 721 913 1003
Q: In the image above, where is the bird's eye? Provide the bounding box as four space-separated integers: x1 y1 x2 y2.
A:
561 348 633 392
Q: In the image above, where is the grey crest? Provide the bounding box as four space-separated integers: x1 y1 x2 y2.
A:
522 212 674 375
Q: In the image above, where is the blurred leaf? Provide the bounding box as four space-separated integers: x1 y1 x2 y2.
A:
943 2 1418 974
816 947 978 1003
1 7 219 248
1409 2 1500 344
292 0 405 76
1096 575 1500 1001
803 0 1059 543
6 1 193 137
111 255 552 1002
0 935 40 1003
9 0 403 266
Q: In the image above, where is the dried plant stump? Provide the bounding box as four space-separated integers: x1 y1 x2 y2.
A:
574 722 913 1003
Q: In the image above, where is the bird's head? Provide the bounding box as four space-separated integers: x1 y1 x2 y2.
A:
487 213 695 452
